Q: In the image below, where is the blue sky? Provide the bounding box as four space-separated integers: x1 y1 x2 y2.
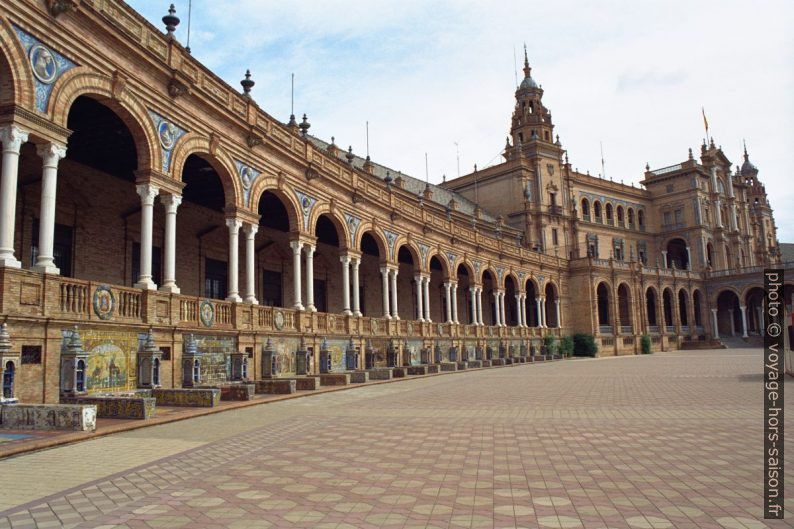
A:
130 1 794 242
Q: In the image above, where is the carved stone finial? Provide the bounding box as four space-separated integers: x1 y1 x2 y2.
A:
299 114 311 137
241 70 255 97
346 146 355 164
162 4 180 38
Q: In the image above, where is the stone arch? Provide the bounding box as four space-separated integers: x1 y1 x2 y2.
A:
710 285 741 307
394 238 421 271
645 285 659 326
49 69 159 172
692 288 705 328
605 202 614 222
525 276 541 294
617 282 632 327
309 205 350 250
678 287 689 327
480 264 501 289
170 134 242 209
581 197 590 218
596 280 612 327
0 17 33 109
593 200 602 219
253 184 302 234
664 237 689 269
662 287 675 327
504 270 521 292
457 260 476 281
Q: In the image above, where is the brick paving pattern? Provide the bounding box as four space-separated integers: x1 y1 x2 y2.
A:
0 348 791 528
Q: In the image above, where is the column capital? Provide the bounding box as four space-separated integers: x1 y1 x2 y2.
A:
160 192 182 210
36 142 67 166
0 125 29 153
303 241 316 254
290 239 303 253
136 183 159 205
340 254 351 265
225 217 242 232
243 222 258 236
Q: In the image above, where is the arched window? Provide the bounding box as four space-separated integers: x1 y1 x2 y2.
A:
192 359 201 383
594 201 602 220
617 206 624 227
628 208 635 226
153 358 160 386
638 210 645 228
76 360 86 392
581 198 590 218
2 361 14 399
605 203 613 223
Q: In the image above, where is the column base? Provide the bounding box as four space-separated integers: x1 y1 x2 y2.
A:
353 311 362 317
308 305 317 312
418 318 425 323
393 315 400 321
294 303 305 311
342 309 352 316
159 284 181 294
226 294 242 303
33 263 60 275
383 314 391 320
0 256 21 269
245 297 259 305
134 279 157 290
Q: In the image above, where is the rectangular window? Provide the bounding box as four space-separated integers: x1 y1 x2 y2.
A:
262 270 282 307
31 220 74 277
552 228 559 246
204 257 228 300
132 242 162 287
674 209 683 224
663 211 672 225
160 347 171 361
21 345 42 364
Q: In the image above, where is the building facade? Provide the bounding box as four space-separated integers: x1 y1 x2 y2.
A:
0 1 791 403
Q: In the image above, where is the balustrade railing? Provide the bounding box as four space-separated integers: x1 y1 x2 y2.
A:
599 325 613 334
59 279 90 316
116 288 142 319
619 325 633 335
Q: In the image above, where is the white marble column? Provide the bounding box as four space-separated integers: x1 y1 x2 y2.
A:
389 268 399 319
415 275 424 322
522 294 528 327
476 287 484 325
0 125 28 268
422 275 431 322
160 194 182 293
555 299 561 328
340 255 351 315
540 296 547 328
499 291 507 327
443 282 452 323
756 306 764 337
493 291 501 326
739 305 749 338
380 267 391 319
711 308 720 339
351 257 361 317
728 309 735 336
290 240 304 310
535 297 542 328
469 287 477 325
134 183 159 289
685 247 692 270
451 282 459 323
661 250 668 268
33 142 67 274
305 244 316 312
515 295 522 327
225 218 242 302
243 223 258 304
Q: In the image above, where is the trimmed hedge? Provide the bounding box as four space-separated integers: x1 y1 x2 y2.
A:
560 335 574 357
543 335 558 356
641 334 652 354
572 333 598 357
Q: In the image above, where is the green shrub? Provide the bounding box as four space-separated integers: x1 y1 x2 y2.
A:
572 333 598 357
560 335 574 357
640 334 652 354
543 335 558 356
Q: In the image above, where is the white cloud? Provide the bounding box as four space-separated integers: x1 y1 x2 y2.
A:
130 0 794 241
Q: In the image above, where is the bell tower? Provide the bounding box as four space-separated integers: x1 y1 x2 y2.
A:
511 46 555 149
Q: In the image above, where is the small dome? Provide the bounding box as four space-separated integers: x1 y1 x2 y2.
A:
520 74 538 90
741 158 757 175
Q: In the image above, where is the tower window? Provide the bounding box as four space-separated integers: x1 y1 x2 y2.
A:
552 229 559 246
544 131 550 141
518 132 524 143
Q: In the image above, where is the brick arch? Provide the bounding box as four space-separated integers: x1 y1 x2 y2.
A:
545 279 561 299
504 271 520 291
0 17 34 109
710 286 741 307
248 179 302 234
393 237 421 271
48 68 159 172
426 248 451 278
739 284 764 304
456 260 476 282
480 265 500 289
524 276 541 294
169 134 241 209
309 205 350 250
355 223 389 260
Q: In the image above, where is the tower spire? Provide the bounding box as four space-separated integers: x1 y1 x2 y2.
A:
743 139 749 160
523 43 531 78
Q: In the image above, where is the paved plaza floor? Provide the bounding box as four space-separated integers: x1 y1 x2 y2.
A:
0 348 791 529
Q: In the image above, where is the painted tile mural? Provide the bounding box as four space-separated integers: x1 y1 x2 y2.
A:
268 336 300 376
463 340 478 359
438 339 453 362
367 339 389 367
191 334 237 385
61 328 141 394
323 339 350 372
404 339 423 365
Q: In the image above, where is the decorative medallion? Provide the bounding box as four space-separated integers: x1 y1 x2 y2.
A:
473 260 482 275
92 285 115 321
518 271 526 282
511 327 517 337
13 26 76 113
488 326 494 337
199 300 215 327
447 252 457 268
328 314 336 329
383 230 398 259
406 321 414 335
538 275 545 288
148 110 186 173
496 266 505 282
344 213 361 243
294 190 317 230
437 323 444 336
370 318 379 334
234 160 261 207
274 310 285 330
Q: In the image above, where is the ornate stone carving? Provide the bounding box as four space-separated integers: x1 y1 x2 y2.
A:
12 25 76 112
111 70 127 99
